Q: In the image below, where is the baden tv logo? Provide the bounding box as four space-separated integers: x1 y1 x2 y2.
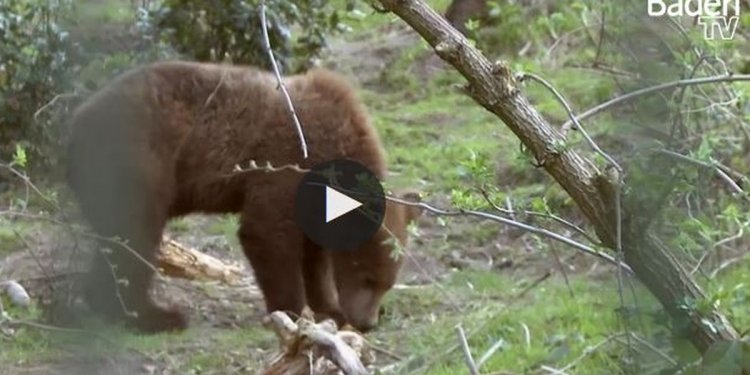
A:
648 0 741 40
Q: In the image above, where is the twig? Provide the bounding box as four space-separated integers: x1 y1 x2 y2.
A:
627 332 677 366
479 189 601 246
692 227 744 275
518 72 621 172
7 318 157 361
540 365 570 374
228 160 611 271
13 230 55 295
520 322 531 351
658 149 746 197
386 196 633 273
560 74 750 130
0 211 161 275
709 252 750 279
516 271 551 300
455 324 479 375
259 0 309 159
204 69 229 108
476 337 506 368
559 332 627 372
33 92 79 120
231 159 310 175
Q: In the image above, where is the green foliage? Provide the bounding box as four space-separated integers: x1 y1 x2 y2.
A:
0 0 75 165
152 0 351 71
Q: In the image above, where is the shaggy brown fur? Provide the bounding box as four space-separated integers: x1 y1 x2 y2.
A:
66 61 421 333
445 0 487 35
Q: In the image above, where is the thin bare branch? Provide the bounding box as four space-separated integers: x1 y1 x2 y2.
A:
386 196 633 273
259 0 309 159
658 149 746 197
561 74 750 130
519 72 621 172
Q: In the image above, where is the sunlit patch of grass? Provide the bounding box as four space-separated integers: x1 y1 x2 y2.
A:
166 217 192 234
206 214 241 250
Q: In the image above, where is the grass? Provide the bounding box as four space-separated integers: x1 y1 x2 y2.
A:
0 218 37 255
206 214 241 250
371 269 669 374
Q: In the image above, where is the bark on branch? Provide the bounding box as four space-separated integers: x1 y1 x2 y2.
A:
375 0 739 353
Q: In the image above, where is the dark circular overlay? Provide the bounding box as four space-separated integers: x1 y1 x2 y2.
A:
294 159 386 251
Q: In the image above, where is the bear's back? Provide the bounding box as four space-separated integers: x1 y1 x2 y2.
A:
67 61 387 217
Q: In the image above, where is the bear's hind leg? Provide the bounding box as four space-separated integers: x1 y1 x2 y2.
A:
79 170 187 333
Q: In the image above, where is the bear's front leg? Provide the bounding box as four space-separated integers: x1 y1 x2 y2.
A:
238 204 306 317
302 238 346 326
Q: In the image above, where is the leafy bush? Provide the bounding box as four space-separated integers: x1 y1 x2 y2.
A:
152 0 351 72
0 0 75 166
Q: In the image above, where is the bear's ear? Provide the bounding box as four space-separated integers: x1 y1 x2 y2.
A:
400 190 423 223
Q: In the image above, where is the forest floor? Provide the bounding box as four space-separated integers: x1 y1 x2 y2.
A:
2 1 750 374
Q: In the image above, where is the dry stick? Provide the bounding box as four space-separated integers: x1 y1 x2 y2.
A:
259 0 309 159
540 365 570 375
455 324 479 375
560 74 750 131
476 337 507 369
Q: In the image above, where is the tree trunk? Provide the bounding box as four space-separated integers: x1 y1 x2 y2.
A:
375 0 739 353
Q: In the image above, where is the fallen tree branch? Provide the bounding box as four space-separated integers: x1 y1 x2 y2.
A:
260 310 371 375
157 237 244 284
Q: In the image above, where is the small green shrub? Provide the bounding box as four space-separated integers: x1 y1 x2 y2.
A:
0 0 75 166
152 0 352 72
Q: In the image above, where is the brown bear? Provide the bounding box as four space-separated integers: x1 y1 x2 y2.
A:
445 0 488 35
66 61 422 333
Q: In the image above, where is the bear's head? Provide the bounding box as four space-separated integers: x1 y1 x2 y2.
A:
331 191 422 331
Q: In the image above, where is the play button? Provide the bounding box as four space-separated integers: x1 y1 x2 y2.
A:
326 186 362 223
295 159 386 251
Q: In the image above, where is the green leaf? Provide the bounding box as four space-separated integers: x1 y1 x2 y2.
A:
12 143 27 168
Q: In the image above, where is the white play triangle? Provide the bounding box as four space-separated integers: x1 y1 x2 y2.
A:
325 186 363 223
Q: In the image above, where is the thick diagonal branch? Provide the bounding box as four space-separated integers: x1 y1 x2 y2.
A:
375 0 739 353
